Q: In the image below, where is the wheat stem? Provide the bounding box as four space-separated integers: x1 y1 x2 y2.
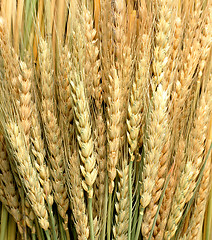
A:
88 197 95 240
128 160 133 240
107 193 112 240
0 205 8 240
134 207 144 240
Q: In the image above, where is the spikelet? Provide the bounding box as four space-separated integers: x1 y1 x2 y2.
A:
140 84 168 209
70 70 97 198
113 163 129 240
69 151 89 240
39 39 69 229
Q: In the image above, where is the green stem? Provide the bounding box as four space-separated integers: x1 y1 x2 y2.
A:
7 215 16 240
31 233 36 240
88 197 95 240
65 229 70 240
100 176 108 240
35 218 43 240
46 201 57 240
58 215 66 240
206 182 212 240
134 207 144 240
131 195 139 239
107 193 112 240
128 160 133 240
0 205 9 240
45 230 51 240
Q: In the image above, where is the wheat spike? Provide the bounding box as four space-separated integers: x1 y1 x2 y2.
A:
6 122 49 230
140 84 168 209
106 67 121 194
93 111 107 218
83 6 101 102
70 70 97 198
164 161 196 239
183 152 211 240
69 151 89 240
127 33 150 162
0 134 23 233
152 0 174 89
31 103 53 206
39 38 69 229
19 61 32 148
142 130 171 239
113 163 129 240
113 0 132 146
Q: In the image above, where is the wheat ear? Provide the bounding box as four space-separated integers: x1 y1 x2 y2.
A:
6 122 49 231
69 151 89 240
142 130 171 239
0 17 20 101
128 33 150 239
30 103 53 206
106 67 121 194
152 0 173 89
113 0 132 146
70 69 97 240
39 39 69 230
135 84 168 240
113 163 129 240
153 135 186 239
0 135 23 233
83 6 101 102
164 160 196 239
183 152 211 240
70 70 97 198
164 93 211 240
185 93 210 203
19 61 32 148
